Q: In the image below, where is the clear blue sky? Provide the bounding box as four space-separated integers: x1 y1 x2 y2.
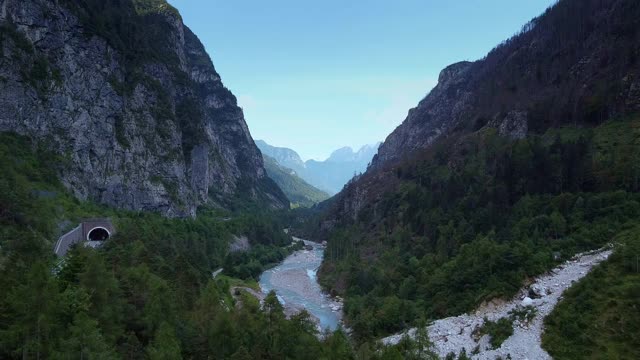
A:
169 0 556 161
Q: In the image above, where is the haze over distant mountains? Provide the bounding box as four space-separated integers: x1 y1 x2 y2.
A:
256 140 381 195
261 155 330 208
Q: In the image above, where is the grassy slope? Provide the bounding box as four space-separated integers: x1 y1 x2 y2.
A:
542 226 640 359
263 155 330 208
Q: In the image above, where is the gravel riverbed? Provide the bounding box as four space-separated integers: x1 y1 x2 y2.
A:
383 248 613 359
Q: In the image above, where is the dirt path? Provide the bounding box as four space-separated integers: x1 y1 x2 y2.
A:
383 248 613 359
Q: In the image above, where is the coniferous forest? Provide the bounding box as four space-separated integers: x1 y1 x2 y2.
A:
1 0 640 359
318 118 640 350
0 133 439 359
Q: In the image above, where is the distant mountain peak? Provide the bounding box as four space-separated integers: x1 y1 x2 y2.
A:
327 146 356 163
327 143 381 163
255 140 306 170
261 155 329 207
256 140 381 194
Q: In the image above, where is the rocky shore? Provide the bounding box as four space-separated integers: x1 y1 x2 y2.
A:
383 247 613 359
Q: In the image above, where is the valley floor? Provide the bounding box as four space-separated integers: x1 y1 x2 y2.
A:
258 239 344 331
383 248 613 359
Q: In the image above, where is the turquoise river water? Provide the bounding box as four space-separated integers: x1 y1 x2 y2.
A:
259 241 341 331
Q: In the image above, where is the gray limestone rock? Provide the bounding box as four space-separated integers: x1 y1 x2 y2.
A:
0 0 287 216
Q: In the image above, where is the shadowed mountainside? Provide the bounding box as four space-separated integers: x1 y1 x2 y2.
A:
309 0 640 342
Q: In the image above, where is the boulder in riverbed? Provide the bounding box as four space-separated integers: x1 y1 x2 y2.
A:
529 284 547 298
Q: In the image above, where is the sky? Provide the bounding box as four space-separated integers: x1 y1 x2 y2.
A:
169 0 556 161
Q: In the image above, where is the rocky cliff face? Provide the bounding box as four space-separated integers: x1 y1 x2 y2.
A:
0 0 287 216
372 0 640 168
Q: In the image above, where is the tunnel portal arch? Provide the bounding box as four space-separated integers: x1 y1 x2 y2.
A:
87 227 110 241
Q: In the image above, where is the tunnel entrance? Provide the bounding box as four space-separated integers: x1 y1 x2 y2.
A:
87 227 110 241
54 219 116 257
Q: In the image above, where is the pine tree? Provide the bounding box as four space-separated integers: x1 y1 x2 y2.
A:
230 346 252 360
147 322 182 360
322 328 353 359
413 325 438 359
52 312 116 360
118 332 145 360
0 261 61 359
79 249 124 343
263 291 285 357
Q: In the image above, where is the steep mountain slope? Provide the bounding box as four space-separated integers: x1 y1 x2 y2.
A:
255 140 306 172
0 0 287 217
262 155 330 208
312 0 640 341
257 140 380 194
371 0 640 169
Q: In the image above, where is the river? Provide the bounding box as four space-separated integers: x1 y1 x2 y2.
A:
259 239 342 331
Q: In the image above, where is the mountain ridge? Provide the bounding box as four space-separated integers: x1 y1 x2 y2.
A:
327 142 382 163
256 140 380 194
329 0 640 224
309 0 640 341
261 154 330 208
371 0 640 169
0 0 287 216
254 139 307 170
